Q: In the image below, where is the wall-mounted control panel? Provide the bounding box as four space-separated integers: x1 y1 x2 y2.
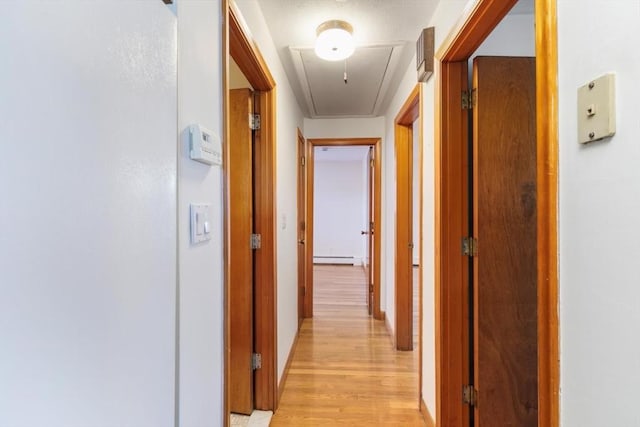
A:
577 73 616 144
189 124 222 165
190 203 212 244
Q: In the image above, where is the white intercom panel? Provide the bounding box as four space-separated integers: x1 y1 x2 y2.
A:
189 124 222 165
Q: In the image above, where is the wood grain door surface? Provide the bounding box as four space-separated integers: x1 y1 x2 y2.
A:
472 56 538 427
297 131 307 325
229 88 254 415
395 124 413 351
366 146 375 314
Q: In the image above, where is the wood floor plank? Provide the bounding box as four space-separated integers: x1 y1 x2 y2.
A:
271 265 425 426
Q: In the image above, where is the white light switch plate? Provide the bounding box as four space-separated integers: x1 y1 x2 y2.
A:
190 203 212 244
577 73 616 143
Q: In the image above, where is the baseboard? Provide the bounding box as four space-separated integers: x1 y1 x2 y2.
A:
420 397 435 427
313 256 359 265
277 327 301 405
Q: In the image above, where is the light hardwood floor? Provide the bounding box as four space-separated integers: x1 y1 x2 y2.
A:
271 265 425 426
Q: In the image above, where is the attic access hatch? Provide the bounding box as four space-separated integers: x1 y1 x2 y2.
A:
289 42 409 118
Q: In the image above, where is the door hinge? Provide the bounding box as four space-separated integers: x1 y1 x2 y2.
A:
369 284 373 293
462 89 476 109
249 113 261 130
301 156 305 166
251 233 262 249
462 385 478 407
462 236 478 257
251 353 262 370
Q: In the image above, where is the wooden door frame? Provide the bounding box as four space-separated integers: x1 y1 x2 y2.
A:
394 84 422 352
434 0 558 426
296 128 306 328
224 2 278 421
305 138 383 321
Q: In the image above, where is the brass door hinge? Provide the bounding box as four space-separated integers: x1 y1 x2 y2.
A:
251 353 262 370
462 89 476 109
249 113 261 130
251 233 262 249
462 237 478 257
462 384 478 407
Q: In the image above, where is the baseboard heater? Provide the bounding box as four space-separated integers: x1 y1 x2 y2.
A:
313 256 356 265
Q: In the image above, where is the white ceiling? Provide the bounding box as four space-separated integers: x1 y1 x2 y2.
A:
256 0 440 118
254 0 535 118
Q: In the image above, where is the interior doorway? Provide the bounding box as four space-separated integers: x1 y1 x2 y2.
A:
304 138 383 320
394 85 422 352
224 3 278 422
434 0 558 426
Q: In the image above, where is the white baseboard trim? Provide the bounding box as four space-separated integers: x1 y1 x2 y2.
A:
313 256 362 265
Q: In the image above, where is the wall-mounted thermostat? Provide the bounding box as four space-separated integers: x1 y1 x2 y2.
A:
189 124 222 165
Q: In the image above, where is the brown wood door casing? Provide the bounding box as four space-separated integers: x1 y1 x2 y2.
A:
394 85 421 352
305 138 383 320
472 56 538 426
296 129 307 324
226 3 279 418
365 146 375 314
229 88 255 415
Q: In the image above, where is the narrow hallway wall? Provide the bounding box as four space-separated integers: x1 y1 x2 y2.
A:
176 1 225 425
0 3 178 425
557 2 640 425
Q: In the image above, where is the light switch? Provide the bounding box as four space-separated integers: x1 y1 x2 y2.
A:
190 203 212 244
577 73 616 144
196 212 204 235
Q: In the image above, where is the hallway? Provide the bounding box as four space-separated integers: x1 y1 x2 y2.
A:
271 265 425 426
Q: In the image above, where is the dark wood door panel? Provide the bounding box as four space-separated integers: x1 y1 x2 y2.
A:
473 56 538 427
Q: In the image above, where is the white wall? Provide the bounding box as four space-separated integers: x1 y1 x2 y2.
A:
176 1 225 426
233 0 305 383
472 13 535 58
314 158 367 263
0 2 177 426
304 117 386 139
557 2 640 426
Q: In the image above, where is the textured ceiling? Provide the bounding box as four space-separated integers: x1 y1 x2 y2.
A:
252 0 534 118
255 0 440 118
293 45 399 117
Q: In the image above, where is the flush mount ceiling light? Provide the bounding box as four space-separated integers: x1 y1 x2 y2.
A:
314 20 355 61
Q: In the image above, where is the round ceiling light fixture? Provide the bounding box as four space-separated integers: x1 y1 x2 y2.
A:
314 20 355 61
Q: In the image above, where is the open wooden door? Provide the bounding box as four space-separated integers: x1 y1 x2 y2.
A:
229 88 255 415
363 146 375 314
472 56 538 426
395 120 414 351
296 129 307 324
